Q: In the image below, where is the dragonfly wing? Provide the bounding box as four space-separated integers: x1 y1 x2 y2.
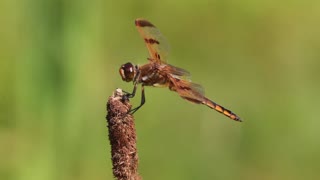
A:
169 77 241 121
162 64 191 80
135 18 170 64
168 76 205 104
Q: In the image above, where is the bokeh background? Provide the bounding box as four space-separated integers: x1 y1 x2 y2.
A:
1 0 320 180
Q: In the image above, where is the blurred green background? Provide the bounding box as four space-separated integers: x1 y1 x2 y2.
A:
1 0 320 180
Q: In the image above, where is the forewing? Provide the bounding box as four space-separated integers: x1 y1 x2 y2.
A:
162 64 191 80
135 18 170 64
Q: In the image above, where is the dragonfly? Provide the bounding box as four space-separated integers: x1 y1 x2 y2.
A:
119 18 242 122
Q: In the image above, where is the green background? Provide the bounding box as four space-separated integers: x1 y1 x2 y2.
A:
1 0 320 180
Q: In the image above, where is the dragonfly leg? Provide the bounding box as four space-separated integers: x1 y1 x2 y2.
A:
123 69 140 98
123 82 138 99
129 85 146 114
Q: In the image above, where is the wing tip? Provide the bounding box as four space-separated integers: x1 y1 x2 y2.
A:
135 18 155 27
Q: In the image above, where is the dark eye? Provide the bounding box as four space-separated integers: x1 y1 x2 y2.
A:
119 62 135 82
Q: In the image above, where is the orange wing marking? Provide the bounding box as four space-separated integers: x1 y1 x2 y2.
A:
135 18 170 64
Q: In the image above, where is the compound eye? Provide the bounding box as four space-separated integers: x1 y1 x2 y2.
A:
119 62 135 82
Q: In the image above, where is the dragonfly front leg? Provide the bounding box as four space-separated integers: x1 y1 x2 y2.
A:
123 82 138 99
129 85 146 114
123 70 140 98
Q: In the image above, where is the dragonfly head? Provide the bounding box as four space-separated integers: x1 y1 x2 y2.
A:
119 62 137 82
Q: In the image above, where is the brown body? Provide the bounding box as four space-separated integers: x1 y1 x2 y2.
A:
119 18 242 122
136 63 241 121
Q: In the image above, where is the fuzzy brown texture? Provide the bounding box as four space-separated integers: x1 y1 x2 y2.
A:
106 89 141 180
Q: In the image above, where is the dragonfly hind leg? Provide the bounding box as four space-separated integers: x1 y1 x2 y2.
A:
128 85 146 114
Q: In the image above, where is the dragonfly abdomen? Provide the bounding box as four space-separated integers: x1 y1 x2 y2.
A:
203 98 242 122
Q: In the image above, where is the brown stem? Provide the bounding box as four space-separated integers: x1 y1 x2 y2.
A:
106 89 141 180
